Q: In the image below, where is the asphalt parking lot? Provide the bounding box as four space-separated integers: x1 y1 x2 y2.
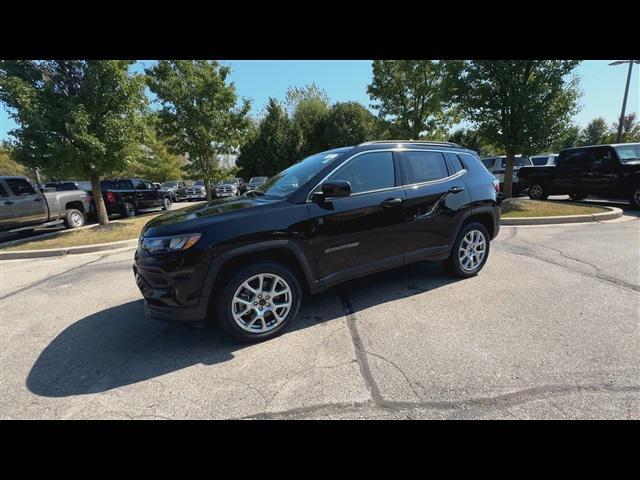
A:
1 203 638 419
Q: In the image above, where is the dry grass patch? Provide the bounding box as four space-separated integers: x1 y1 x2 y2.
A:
1 214 159 251
501 198 607 218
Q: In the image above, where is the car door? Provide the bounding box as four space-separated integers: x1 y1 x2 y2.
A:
144 180 163 207
3 178 48 227
306 150 406 284
398 150 472 261
554 149 586 192
0 180 16 230
132 179 151 208
580 147 621 196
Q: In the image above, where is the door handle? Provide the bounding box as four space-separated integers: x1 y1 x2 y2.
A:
380 197 403 207
448 186 465 194
4 200 14 205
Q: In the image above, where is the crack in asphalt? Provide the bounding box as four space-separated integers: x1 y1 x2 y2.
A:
241 383 640 420
340 291 384 406
499 228 640 293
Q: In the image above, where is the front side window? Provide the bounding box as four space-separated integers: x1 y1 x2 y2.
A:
0 182 8 198
133 180 147 190
256 147 353 199
402 151 449 184
5 178 36 196
326 151 395 194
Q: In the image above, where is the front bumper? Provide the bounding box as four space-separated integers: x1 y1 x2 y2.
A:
134 263 208 324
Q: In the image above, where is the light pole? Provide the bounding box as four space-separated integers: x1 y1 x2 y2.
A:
609 60 640 143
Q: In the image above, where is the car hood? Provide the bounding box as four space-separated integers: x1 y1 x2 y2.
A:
141 196 278 237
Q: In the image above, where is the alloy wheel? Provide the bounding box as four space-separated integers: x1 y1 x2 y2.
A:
634 188 640 207
70 212 84 227
458 230 487 272
529 184 543 199
231 273 292 333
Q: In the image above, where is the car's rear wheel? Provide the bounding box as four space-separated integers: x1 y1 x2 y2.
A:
64 209 85 229
569 193 588 201
445 222 490 278
215 261 302 342
123 202 136 218
528 183 548 200
630 187 640 210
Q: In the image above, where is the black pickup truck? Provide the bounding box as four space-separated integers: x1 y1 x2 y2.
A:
101 179 172 218
518 143 640 208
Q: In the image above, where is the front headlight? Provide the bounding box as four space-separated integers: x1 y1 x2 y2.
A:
141 233 202 253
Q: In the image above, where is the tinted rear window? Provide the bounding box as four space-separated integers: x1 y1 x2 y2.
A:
402 151 449 183
101 180 134 190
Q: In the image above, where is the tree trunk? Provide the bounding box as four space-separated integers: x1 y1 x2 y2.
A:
90 174 109 226
502 151 515 199
204 179 213 203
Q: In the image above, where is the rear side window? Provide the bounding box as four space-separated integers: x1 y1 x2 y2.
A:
401 151 449 184
559 150 586 167
446 153 465 173
327 151 395 194
5 178 36 196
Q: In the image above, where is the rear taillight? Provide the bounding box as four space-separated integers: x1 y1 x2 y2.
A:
493 179 501 194
106 191 116 204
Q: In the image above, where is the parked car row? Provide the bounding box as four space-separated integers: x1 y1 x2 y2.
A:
517 143 640 207
1 176 92 233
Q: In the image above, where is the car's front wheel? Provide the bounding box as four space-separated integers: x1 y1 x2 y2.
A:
445 222 490 278
162 197 172 210
528 183 548 200
215 261 302 342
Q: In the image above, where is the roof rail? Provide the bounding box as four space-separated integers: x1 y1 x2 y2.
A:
359 140 462 148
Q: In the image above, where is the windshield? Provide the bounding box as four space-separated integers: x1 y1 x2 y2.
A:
254 148 351 199
222 179 238 185
194 181 204 186
615 144 640 163
162 182 178 188
250 177 268 183
501 157 532 168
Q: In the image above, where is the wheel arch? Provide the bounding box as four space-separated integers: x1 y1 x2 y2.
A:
202 241 315 307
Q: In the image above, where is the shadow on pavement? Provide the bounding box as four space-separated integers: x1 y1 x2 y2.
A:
27 260 460 398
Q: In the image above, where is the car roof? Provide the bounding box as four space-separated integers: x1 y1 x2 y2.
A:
562 143 640 152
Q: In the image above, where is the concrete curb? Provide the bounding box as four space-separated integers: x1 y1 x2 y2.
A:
501 206 623 226
0 238 138 260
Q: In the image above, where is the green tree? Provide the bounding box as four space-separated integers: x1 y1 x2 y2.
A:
447 128 494 156
611 113 640 143
450 60 581 197
236 98 300 178
367 60 460 139
0 60 148 225
551 125 581 151
578 117 610 146
146 60 251 202
320 101 377 149
287 84 330 157
0 141 29 176
126 135 185 182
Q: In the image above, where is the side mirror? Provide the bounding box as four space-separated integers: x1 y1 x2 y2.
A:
318 180 351 200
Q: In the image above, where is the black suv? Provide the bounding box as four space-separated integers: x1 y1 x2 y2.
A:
134 141 501 341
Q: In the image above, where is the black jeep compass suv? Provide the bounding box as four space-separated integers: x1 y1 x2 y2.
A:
134 141 501 342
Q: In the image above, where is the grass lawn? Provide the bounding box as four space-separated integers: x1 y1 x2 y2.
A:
1 214 159 251
501 198 607 218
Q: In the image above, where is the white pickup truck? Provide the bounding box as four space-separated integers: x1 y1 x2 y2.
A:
0 176 93 233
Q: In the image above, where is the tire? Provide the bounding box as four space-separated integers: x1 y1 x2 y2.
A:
63 209 85 229
214 261 302 342
569 193 588 201
630 186 640 210
528 183 548 200
444 222 491 278
123 202 136 218
162 197 172 211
